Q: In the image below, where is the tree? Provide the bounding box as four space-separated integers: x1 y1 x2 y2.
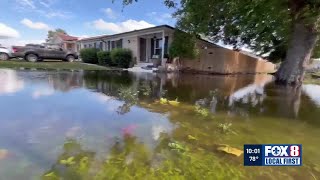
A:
122 0 320 85
46 28 68 42
169 30 198 59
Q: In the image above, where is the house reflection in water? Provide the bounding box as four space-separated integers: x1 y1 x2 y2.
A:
0 69 24 95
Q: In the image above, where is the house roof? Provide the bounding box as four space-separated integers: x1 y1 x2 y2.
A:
78 25 175 42
57 33 79 41
77 24 223 48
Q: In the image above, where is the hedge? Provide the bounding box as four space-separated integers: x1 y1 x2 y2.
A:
97 51 112 66
110 48 133 68
80 48 99 64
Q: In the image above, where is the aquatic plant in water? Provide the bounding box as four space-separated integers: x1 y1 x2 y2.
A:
139 82 152 96
60 156 76 166
194 105 210 117
118 87 139 104
118 87 139 115
218 123 233 134
168 141 188 153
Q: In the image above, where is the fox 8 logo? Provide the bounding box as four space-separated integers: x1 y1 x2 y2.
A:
265 145 300 157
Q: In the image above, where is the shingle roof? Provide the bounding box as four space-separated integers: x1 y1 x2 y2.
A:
57 33 78 41
78 25 175 41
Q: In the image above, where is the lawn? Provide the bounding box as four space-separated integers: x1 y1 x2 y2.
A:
0 59 118 71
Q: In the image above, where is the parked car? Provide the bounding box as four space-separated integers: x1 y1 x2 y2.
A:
0 46 13 61
12 44 78 62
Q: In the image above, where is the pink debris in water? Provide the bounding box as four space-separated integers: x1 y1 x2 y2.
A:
121 125 137 136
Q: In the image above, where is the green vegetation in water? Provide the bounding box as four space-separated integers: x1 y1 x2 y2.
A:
43 137 247 180
118 87 139 104
194 105 210 118
117 87 139 114
42 139 94 180
60 156 76 166
218 122 233 134
139 82 152 96
0 60 114 71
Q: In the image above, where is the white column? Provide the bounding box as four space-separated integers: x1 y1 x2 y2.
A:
161 30 165 61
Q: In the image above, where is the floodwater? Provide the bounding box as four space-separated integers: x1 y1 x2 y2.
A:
0 69 319 180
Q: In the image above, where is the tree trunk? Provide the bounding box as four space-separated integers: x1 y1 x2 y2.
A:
275 22 318 85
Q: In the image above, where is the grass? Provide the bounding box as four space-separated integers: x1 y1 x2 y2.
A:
0 59 119 71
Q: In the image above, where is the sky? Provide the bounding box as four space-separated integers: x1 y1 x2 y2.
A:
0 0 176 47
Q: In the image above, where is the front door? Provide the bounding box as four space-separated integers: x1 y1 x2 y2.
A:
139 38 146 62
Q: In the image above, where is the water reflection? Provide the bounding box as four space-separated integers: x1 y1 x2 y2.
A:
0 69 24 95
0 69 320 179
303 84 320 107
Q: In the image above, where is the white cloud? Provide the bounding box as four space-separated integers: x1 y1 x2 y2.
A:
147 12 173 24
90 19 155 33
39 0 55 8
21 18 50 30
102 8 117 19
45 11 73 19
32 88 55 99
17 0 36 9
76 35 89 40
0 23 20 39
0 39 45 47
16 0 72 19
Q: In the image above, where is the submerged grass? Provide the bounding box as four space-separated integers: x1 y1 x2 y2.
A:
0 59 117 71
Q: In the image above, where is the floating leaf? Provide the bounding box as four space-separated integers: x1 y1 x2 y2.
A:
160 98 168 104
216 145 243 157
168 99 180 106
44 171 59 179
188 135 197 141
60 156 76 165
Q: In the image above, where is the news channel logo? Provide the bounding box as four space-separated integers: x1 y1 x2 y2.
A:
244 144 302 166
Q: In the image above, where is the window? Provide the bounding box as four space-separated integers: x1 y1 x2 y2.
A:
94 43 96 48
108 41 111 51
89 44 92 48
116 39 123 48
84 44 87 48
151 37 169 57
100 42 103 50
111 41 116 49
153 38 163 56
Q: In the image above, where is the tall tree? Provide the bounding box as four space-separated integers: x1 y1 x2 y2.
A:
46 28 68 42
122 0 320 85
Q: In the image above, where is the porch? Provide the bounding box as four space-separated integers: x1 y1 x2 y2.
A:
136 31 171 64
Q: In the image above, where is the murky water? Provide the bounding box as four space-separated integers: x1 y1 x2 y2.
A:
0 69 319 180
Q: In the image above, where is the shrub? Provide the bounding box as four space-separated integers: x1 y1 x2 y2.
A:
110 48 133 68
97 51 112 66
80 48 99 64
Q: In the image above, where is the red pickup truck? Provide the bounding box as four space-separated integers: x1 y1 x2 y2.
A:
12 44 78 62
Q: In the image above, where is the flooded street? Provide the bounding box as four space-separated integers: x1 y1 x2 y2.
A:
0 69 319 179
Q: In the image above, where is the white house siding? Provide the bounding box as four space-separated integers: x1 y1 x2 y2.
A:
77 26 175 63
122 36 139 62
